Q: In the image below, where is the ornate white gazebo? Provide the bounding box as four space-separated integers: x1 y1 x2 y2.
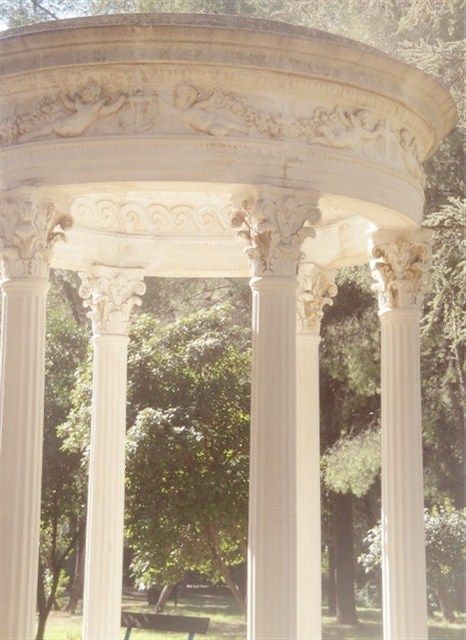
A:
0 14 456 640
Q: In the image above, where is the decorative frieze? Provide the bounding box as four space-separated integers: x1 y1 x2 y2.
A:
0 197 72 280
368 229 432 314
78 269 146 336
230 193 321 277
71 196 233 236
297 264 338 334
0 78 424 182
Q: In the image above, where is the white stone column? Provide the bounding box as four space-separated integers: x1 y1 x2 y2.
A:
296 265 337 640
368 229 432 640
0 194 71 640
79 267 145 640
231 191 321 640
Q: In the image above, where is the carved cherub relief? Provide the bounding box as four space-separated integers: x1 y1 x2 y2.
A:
312 106 383 149
19 82 126 141
399 128 424 181
172 83 250 137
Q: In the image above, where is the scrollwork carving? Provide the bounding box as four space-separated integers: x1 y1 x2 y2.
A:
71 196 233 236
368 230 432 314
78 269 146 336
297 264 338 334
0 198 73 280
230 194 321 277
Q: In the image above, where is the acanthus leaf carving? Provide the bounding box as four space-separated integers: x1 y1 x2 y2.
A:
230 194 321 277
368 230 432 314
297 264 338 334
1 197 73 280
78 269 146 336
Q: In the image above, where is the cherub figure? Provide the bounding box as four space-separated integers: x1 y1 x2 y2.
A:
20 82 126 141
312 106 383 148
172 83 249 137
399 128 423 180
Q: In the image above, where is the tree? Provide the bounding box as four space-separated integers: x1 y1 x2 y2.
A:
127 306 250 614
62 304 251 613
422 199 465 508
360 507 465 622
2 0 462 629
36 284 88 640
319 267 381 624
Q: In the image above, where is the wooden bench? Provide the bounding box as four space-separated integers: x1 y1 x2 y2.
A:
121 611 210 640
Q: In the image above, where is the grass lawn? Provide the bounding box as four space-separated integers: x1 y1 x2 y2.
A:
42 591 466 640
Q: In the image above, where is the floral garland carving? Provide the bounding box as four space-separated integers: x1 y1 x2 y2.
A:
1 80 424 182
1 198 73 280
1 82 157 144
230 194 321 277
297 265 338 334
368 230 432 314
78 269 146 336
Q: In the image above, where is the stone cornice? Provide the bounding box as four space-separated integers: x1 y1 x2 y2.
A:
230 191 321 277
368 229 432 315
1 14 455 155
0 195 72 281
78 267 146 336
297 264 338 334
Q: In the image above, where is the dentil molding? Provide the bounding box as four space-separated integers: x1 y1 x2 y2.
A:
230 193 321 277
368 229 432 314
297 264 338 334
0 196 73 280
78 268 146 336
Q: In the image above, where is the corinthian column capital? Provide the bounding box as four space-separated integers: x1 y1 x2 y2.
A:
0 193 73 282
368 229 432 315
230 189 321 277
297 264 337 335
78 267 146 336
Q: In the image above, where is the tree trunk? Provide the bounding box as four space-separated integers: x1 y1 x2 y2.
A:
327 540 337 617
335 493 358 625
437 585 456 623
155 584 175 612
35 613 48 640
204 524 247 616
66 523 86 613
36 562 48 640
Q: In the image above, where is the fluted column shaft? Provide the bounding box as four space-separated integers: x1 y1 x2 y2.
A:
0 278 49 640
380 309 427 639
249 276 299 639
0 193 71 640
295 264 336 640
83 334 129 640
230 189 322 640
369 229 431 640
79 267 145 640
296 331 321 640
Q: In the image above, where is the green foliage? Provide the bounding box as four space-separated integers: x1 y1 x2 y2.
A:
421 199 465 506
60 304 251 591
322 428 381 498
0 0 88 26
360 507 465 618
43 289 88 540
126 306 250 589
